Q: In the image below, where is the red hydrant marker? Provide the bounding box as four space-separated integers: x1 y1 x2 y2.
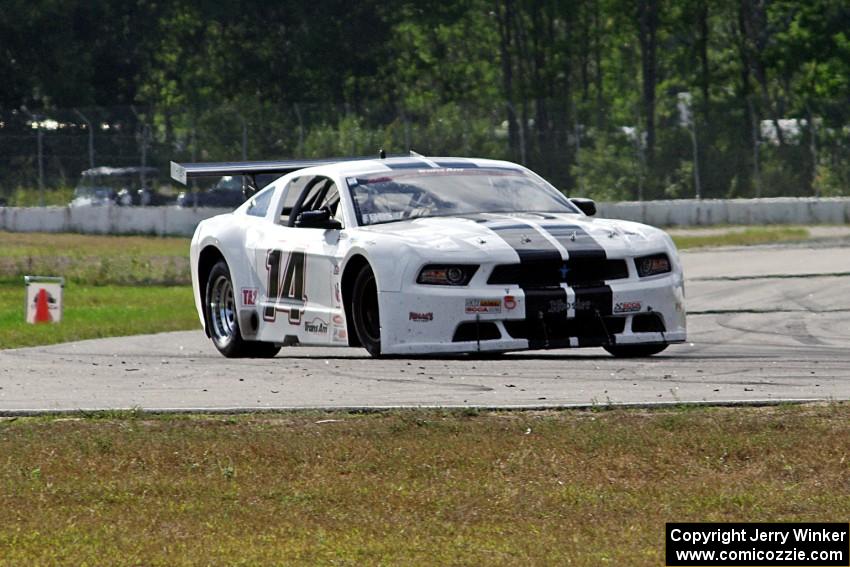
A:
34 288 52 323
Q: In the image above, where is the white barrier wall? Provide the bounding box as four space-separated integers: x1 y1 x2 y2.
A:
0 206 230 236
0 197 848 236
598 197 850 226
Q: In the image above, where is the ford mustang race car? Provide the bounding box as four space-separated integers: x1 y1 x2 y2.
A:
171 154 686 358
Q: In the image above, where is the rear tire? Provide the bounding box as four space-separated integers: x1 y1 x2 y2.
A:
205 260 281 358
351 265 382 357
603 343 668 358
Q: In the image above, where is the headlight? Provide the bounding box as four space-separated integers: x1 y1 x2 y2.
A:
417 264 478 286
636 253 671 277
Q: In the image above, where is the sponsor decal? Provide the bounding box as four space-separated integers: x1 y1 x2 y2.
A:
333 327 348 342
614 301 642 313
332 314 344 325
241 288 258 306
504 295 517 310
304 317 328 334
548 299 595 314
334 282 341 304
332 262 340 275
465 298 502 314
409 311 433 322
365 211 403 223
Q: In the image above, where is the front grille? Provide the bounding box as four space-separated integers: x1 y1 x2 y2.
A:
452 322 501 342
488 258 628 287
504 315 626 342
632 313 666 333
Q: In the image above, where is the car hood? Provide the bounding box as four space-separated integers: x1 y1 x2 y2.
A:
356 213 672 259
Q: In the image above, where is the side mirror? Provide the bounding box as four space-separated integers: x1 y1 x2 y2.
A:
570 197 596 216
295 208 343 230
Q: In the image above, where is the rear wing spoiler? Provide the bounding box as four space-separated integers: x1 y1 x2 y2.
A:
169 159 337 186
171 158 345 201
169 150 418 185
170 151 415 199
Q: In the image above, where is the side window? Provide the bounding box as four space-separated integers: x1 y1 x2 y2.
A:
278 177 307 225
317 184 341 218
288 175 342 227
246 187 274 218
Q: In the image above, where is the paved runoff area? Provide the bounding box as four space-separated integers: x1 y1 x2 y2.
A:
1 241 849 413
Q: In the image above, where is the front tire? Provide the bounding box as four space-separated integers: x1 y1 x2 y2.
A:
205 260 281 358
603 343 668 358
351 264 382 357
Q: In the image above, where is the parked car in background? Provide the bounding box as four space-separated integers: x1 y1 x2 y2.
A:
176 175 244 209
69 166 173 207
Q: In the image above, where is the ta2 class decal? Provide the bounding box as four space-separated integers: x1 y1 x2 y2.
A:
409 312 433 322
241 288 258 306
304 317 329 334
465 298 502 314
264 249 306 324
614 301 642 313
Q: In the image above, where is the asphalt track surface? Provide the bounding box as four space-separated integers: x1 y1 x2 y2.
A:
1 241 848 413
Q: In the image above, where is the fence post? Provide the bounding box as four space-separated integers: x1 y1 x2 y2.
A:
73 109 95 169
21 106 45 206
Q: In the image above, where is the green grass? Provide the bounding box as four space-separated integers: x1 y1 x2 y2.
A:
3 186 76 207
0 231 190 286
672 227 810 249
0 404 847 565
0 232 197 348
0 283 198 349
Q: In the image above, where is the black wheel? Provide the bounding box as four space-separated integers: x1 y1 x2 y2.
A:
351 264 381 357
603 343 668 358
205 260 281 358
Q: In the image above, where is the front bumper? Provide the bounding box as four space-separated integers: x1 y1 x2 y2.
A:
379 273 686 355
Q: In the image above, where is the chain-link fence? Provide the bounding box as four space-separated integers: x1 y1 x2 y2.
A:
2 99 849 206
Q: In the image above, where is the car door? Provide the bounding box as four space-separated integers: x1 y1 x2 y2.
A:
252 174 347 345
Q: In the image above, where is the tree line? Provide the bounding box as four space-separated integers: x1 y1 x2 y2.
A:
2 0 849 200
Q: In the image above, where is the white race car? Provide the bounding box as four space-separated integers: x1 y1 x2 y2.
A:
171 154 686 358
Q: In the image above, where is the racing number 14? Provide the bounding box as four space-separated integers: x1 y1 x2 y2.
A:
264 250 306 323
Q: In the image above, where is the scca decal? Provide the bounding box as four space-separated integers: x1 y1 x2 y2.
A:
264 249 306 324
409 312 433 322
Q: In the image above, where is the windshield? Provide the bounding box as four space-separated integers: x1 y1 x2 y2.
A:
347 167 580 226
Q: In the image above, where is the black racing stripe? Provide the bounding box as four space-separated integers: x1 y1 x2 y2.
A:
486 223 561 263
484 221 567 349
540 224 614 345
544 224 607 260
